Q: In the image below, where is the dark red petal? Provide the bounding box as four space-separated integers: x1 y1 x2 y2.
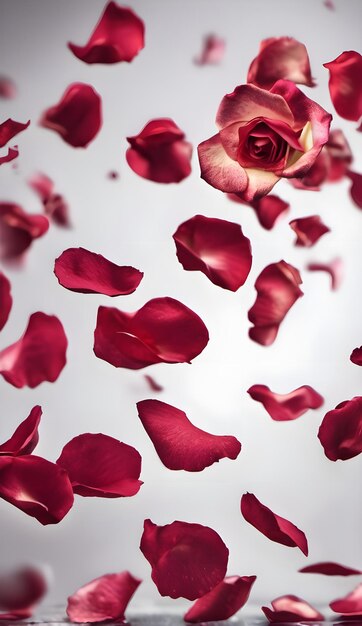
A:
194 34 225 65
0 566 47 613
330 584 362 615
347 171 362 209
184 575 256 623
0 455 74 525
0 119 30 148
318 396 362 461
0 312 67 388
0 406 41 456
0 78 16 99
289 215 330 247
248 384 324 421
144 375 163 392
54 247 143 296
247 37 315 89
173 214 252 291
240 493 308 555
68 1 144 65
227 193 290 230
0 203 49 260
300 562 362 576
263 595 324 622
326 129 353 181
350 347 362 366
0 271 12 331
40 83 102 148
67 571 141 623
94 298 209 370
28 173 71 228
140 519 229 600
324 51 362 121
306 258 343 290
137 399 241 472
107 170 120 180
57 433 142 497
0 147 19 166
248 260 303 346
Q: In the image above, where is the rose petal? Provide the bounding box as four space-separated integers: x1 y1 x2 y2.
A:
306 257 343 290
0 566 47 618
0 272 12 331
57 433 142 498
94 298 209 370
173 214 252 291
40 83 102 148
247 384 324 421
318 396 362 461
263 595 324 622
248 260 303 346
140 519 229 600
0 312 67 388
324 0 335 9
299 562 362 576
227 193 290 230
347 171 362 209
326 129 353 181
67 571 141 624
240 493 308 555
144 375 163 392
350 347 362 366
194 34 225 65
54 247 143 296
247 37 315 89
0 78 16 99
0 203 49 260
28 173 71 228
68 1 144 64
0 406 41 456
0 147 19 166
0 455 74 525
198 133 249 195
137 399 241 472
324 51 362 122
107 170 119 180
0 119 30 148
331 584 362 616
184 575 256 623
289 215 330 247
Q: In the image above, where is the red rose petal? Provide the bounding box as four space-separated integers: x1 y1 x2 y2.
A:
28 173 71 228
184 575 256 623
0 406 41 456
0 78 16 99
144 375 163 392
0 566 47 618
0 455 74 525
330 584 362 615
126 118 192 183
324 51 362 122
306 257 343 290
262 595 324 622
247 384 324 421
0 119 30 148
228 193 290 230
347 171 362 209
247 37 315 89
54 247 143 296
57 433 142 498
0 271 12 331
350 347 362 366
0 312 67 388
326 129 353 182
300 562 362 576
94 298 209 370
324 0 335 9
0 147 19 166
137 399 241 472
40 83 102 148
140 519 229 600
68 1 145 65
240 493 308 555
0 203 49 261
194 34 225 65
173 214 252 291
318 396 362 461
289 215 330 247
248 260 303 346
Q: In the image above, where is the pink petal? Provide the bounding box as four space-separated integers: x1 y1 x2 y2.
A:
173 214 252 291
0 455 74 525
0 147 19 167
0 119 30 148
194 34 225 65
248 384 324 421
94 298 209 370
184 575 256 623
0 203 49 261
324 51 362 121
289 215 330 247
0 78 17 99
144 375 163 392
57 433 142 498
240 493 308 555
54 247 143 296
40 83 102 148
198 133 249 195
300 562 362 576
318 396 362 461
324 0 335 9
140 519 229 600
330 584 362 615
68 1 144 64
137 399 241 471
0 271 12 331
0 406 41 456
0 566 47 617
350 347 362 366
247 37 315 89
28 173 71 228
306 257 343 290
248 260 303 346
0 312 67 388
347 170 362 209
263 595 324 622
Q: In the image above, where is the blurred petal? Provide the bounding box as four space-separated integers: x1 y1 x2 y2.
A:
247 37 315 89
350 347 362 366
0 203 49 261
347 171 362 209
324 51 362 121
144 375 163 392
184 575 256 623
318 396 362 461
290 215 330 247
0 406 41 456
330 584 362 615
0 147 19 166
0 78 16 99
248 384 324 421
0 119 30 148
194 34 225 65
0 271 12 331
306 257 343 290
300 562 362 576
28 173 71 228
263 595 324 622
0 566 47 617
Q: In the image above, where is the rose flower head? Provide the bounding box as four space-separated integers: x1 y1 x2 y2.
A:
198 81 332 201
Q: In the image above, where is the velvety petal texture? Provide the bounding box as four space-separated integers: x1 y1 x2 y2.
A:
0 566 47 620
350 347 362 366
28 172 70 227
173 214 252 291
0 119 30 148
227 193 290 230
54 247 143 296
247 37 315 89
289 215 330 247
57 433 142 497
66 571 141 623
40 83 102 147
0 406 41 456
247 384 324 421
330 584 362 616
137 399 241 471
194 34 225 65
0 272 12 331
140 519 229 600
299 562 362 576
184 575 256 623
306 258 343 290
248 260 303 345
0 203 49 260
324 51 362 122
318 396 362 461
0 312 67 388
262 595 324 622
94 298 209 370
126 118 192 183
240 493 308 555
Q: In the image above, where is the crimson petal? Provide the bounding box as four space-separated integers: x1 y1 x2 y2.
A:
0 272 12 331
350 347 362 366
0 203 49 261
347 171 362 209
0 147 19 166
184 575 256 623
262 595 324 622
247 37 315 89
247 384 324 421
318 396 362 461
0 78 16 99
300 562 362 576
194 34 225 65
0 119 30 148
289 215 330 247
144 375 163 392
228 193 290 230
306 258 343 290
140 519 229 600
330 584 362 616
0 566 47 618
28 173 71 228
0 406 41 456
240 493 308 555
0 312 67 388
324 51 362 122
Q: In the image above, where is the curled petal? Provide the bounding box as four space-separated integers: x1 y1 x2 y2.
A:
248 384 324 421
40 83 102 148
240 493 308 555
137 399 241 472
300 562 362 576
330 584 362 615
28 173 71 228
198 133 249 195
216 84 294 130
306 257 343 290
0 272 12 331
324 51 362 122
0 78 16 99
350 347 362 366
140 519 229 600
57 433 142 498
0 147 19 166
0 203 49 261
173 214 252 291
0 312 67 388
184 575 256 623
318 396 362 461
144 375 163 392
0 455 74 525
347 171 362 209
263 595 324 622
0 566 47 617
0 119 30 148
0 406 41 456
67 571 141 623
194 34 225 65
247 37 315 89
289 215 330 247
